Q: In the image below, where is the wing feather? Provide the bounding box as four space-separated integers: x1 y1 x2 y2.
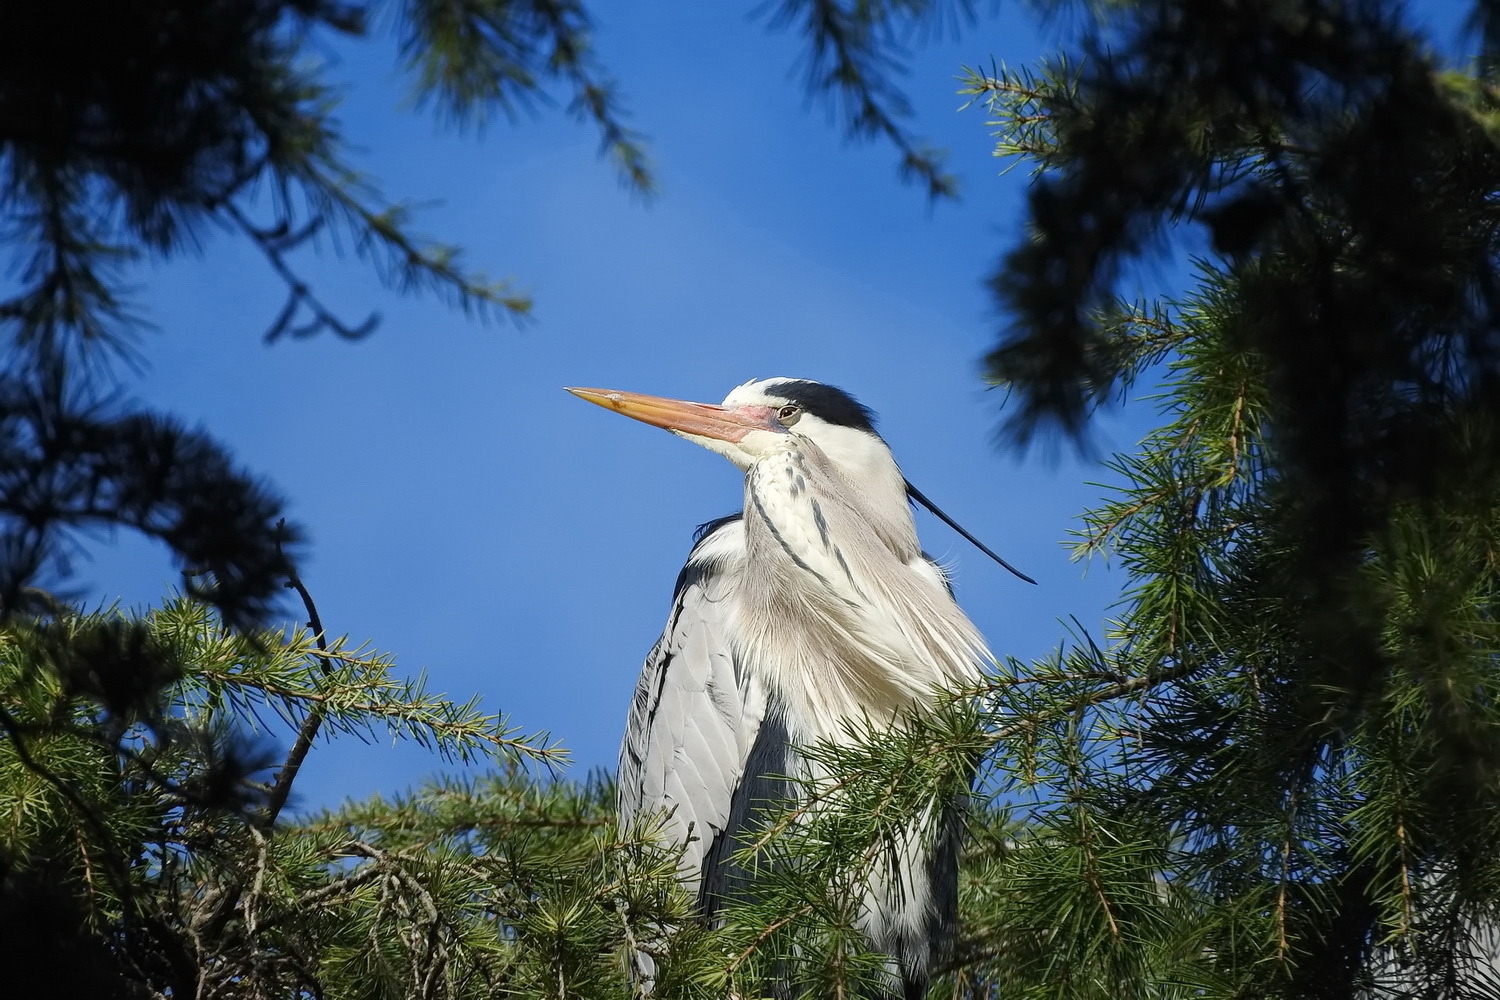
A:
618 518 765 890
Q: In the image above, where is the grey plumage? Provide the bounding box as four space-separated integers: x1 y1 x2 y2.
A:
619 517 965 997
572 377 997 997
617 516 769 900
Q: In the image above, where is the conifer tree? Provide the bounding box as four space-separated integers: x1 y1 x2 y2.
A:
925 1 1500 995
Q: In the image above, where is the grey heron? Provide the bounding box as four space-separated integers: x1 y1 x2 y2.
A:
568 377 1030 998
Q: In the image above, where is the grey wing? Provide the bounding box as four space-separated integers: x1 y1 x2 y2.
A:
617 518 766 892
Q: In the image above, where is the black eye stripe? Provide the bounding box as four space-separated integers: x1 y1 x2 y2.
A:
761 380 876 431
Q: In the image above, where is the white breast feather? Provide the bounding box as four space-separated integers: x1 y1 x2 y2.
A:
733 439 990 743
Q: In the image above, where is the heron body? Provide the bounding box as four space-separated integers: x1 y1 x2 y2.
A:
569 378 995 997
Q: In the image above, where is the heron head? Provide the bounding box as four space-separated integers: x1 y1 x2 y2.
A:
567 378 1038 584
566 377 894 475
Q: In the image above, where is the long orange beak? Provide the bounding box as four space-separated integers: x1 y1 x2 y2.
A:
566 387 773 443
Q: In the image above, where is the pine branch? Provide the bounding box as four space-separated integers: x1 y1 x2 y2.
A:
764 0 963 199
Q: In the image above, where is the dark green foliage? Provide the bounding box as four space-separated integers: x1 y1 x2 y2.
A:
0 600 574 998
946 9 1500 991
981 0 1500 696
922 252 1500 995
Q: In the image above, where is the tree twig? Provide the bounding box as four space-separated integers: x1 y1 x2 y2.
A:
258 519 332 831
197 524 334 943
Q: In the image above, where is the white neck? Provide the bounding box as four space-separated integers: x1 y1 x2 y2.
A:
730 435 987 741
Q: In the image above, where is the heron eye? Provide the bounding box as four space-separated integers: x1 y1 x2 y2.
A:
777 404 802 426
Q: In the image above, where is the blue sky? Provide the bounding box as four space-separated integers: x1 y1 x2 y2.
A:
77 1 1467 814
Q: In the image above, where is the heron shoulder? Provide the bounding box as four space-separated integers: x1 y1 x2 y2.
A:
672 513 746 601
